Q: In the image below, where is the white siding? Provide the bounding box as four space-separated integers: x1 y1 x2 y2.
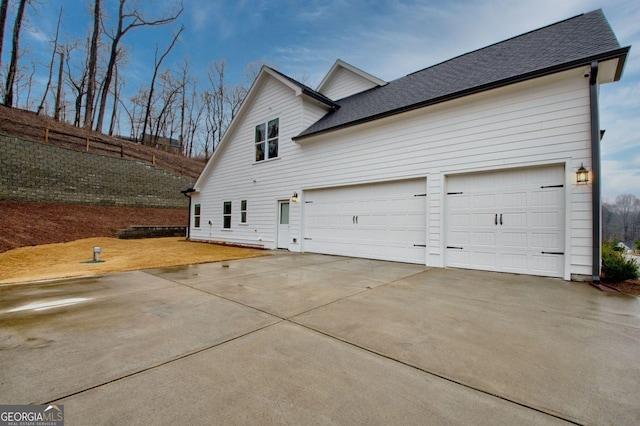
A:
193 67 594 280
320 68 379 100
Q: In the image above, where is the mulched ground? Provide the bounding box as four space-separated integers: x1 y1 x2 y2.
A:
600 279 640 296
0 201 187 253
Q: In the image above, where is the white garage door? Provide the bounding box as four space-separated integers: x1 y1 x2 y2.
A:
446 165 565 278
303 179 426 264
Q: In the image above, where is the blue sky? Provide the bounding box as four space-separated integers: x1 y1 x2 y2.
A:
9 0 640 200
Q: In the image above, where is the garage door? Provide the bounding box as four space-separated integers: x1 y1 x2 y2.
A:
303 179 426 264
446 165 565 278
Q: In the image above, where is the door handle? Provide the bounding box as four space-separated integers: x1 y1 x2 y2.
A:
500 213 503 225
495 214 498 225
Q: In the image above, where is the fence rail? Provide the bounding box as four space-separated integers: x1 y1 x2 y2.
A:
0 113 204 180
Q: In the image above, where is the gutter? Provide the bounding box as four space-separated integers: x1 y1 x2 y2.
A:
181 187 195 240
589 61 601 283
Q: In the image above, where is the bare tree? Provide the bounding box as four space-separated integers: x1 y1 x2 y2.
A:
84 0 101 128
0 0 9 69
63 41 87 126
3 0 27 107
95 0 183 133
615 194 639 241
37 6 63 115
140 25 183 144
54 51 64 120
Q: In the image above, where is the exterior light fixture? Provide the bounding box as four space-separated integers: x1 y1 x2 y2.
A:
291 192 299 203
576 163 589 183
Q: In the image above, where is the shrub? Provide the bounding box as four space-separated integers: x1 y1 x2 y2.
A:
601 244 639 282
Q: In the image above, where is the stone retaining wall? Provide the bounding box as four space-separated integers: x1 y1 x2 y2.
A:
0 134 194 209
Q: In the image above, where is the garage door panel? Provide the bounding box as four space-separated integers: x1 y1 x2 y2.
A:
449 195 470 209
472 194 497 208
531 232 563 250
474 252 497 269
503 191 528 207
531 211 561 227
304 179 426 264
505 212 528 227
502 232 528 248
450 213 471 226
531 254 563 274
446 165 565 278
471 231 496 246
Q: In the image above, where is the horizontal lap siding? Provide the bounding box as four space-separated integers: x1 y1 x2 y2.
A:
194 68 593 277
321 68 378 100
190 78 313 247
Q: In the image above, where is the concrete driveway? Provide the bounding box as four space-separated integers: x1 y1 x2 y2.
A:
1 253 639 425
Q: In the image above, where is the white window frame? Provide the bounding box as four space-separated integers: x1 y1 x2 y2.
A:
240 200 247 224
255 118 279 162
194 204 201 228
223 201 232 229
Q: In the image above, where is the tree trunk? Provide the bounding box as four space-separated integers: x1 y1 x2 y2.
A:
84 0 101 128
0 0 9 69
54 52 64 120
3 0 27 107
37 7 62 115
109 60 119 135
140 26 183 144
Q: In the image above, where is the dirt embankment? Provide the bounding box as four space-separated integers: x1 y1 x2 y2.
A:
0 202 188 253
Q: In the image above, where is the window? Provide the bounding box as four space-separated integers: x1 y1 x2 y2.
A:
194 204 201 228
223 201 232 229
255 118 279 161
240 200 247 224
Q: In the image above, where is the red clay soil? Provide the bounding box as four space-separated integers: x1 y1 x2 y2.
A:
0 202 188 253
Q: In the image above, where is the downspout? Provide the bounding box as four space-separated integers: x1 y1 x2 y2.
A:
181 187 195 240
589 61 601 283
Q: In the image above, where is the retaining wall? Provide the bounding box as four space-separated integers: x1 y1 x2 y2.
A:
0 134 194 209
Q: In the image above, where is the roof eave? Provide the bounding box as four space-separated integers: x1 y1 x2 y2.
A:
293 47 631 142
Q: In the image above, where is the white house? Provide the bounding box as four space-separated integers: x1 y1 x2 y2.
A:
186 10 629 282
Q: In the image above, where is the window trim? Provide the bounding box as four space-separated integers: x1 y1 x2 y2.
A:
223 201 232 229
194 203 201 228
240 200 247 224
255 117 279 162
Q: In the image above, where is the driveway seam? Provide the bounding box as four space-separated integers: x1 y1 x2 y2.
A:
42 319 285 405
288 320 582 426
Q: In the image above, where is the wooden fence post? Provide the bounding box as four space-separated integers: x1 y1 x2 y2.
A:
152 154 156 166
86 138 90 152
44 128 49 143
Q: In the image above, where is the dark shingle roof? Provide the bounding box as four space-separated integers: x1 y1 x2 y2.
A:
295 9 629 140
268 67 340 110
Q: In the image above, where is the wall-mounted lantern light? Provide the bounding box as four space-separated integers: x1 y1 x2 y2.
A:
576 163 589 184
291 192 299 203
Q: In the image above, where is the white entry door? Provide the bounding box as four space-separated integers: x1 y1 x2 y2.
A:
303 179 427 264
445 165 565 278
277 201 290 249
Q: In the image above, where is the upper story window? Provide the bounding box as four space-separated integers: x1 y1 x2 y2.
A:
255 118 279 162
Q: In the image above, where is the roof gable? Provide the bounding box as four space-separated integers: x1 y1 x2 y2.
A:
193 67 336 190
317 59 387 99
295 9 629 141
